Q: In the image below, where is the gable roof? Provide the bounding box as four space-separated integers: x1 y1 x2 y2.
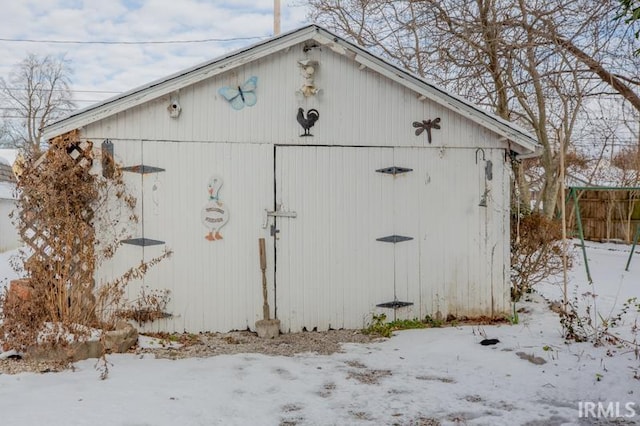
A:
44 24 539 155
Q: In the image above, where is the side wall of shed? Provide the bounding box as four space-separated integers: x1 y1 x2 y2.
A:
0 198 21 253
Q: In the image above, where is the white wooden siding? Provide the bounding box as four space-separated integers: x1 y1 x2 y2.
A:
96 142 510 333
274 146 395 332
95 139 145 308
82 42 505 152
393 147 510 319
97 140 274 333
0 199 20 253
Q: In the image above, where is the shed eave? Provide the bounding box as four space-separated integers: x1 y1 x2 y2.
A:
44 24 540 155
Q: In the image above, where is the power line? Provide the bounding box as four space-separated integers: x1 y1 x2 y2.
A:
0 35 267 45
1 88 121 94
0 99 104 104
0 101 94 111
0 115 66 119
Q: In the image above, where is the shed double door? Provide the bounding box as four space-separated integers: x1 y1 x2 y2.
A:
101 140 274 333
274 146 420 332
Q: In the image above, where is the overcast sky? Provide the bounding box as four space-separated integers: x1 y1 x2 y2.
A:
0 1 308 110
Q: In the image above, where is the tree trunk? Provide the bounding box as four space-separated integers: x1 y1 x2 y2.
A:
513 161 532 213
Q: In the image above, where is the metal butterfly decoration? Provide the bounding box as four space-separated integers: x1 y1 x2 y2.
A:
218 76 258 110
412 117 441 144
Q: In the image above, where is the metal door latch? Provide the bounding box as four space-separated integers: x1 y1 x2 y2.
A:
262 204 297 229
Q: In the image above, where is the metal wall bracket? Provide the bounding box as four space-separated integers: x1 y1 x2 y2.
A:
376 235 414 243
121 164 166 174
121 237 165 247
376 166 413 175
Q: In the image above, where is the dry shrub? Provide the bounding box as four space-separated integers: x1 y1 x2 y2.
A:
565 150 589 170
510 212 571 301
612 146 640 172
0 131 171 353
115 286 170 324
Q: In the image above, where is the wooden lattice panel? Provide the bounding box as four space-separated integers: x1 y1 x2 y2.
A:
18 132 96 295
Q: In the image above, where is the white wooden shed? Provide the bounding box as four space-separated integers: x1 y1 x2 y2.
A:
44 25 539 333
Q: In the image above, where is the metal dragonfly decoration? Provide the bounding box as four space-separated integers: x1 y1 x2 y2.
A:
412 117 441 144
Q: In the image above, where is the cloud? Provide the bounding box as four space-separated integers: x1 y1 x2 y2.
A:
0 0 309 106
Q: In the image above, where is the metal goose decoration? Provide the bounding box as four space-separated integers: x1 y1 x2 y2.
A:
413 117 441 144
201 175 229 241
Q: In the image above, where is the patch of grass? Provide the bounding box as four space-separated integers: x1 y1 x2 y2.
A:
510 303 519 324
363 312 510 338
391 318 429 329
363 314 436 338
363 314 392 337
424 315 444 328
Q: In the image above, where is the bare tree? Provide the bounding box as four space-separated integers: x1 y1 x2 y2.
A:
308 0 638 216
0 123 11 148
0 54 75 154
617 0 640 48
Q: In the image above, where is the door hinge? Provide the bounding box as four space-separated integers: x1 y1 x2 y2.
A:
376 166 413 175
376 235 414 243
121 237 165 247
121 164 166 174
376 300 414 309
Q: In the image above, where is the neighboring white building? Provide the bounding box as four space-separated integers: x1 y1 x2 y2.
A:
44 25 539 333
0 152 20 253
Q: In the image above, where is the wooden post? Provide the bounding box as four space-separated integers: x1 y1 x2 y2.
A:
274 0 281 36
625 225 640 271
560 138 568 312
259 238 270 320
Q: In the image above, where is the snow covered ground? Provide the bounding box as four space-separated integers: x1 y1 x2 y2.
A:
0 242 638 425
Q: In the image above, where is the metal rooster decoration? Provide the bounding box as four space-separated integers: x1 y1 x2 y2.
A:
412 117 441 144
297 108 320 137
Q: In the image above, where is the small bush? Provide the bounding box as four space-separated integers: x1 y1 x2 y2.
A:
116 286 171 325
561 294 640 345
510 212 571 301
